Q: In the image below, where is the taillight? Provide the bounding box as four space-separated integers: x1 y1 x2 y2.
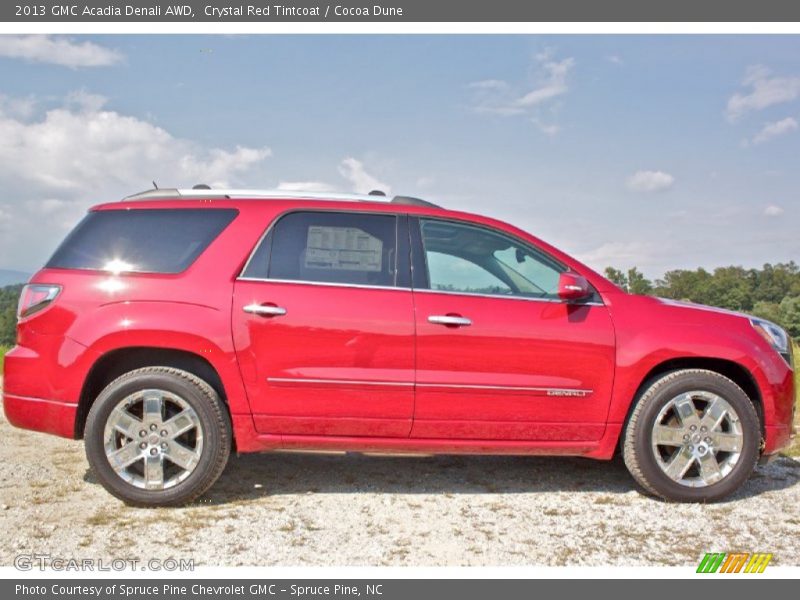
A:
17 284 61 319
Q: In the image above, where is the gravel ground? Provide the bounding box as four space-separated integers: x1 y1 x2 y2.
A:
1 389 799 567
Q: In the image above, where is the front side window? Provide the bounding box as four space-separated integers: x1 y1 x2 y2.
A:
243 211 398 287
419 218 565 299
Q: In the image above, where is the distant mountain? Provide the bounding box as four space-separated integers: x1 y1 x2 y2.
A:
0 270 30 287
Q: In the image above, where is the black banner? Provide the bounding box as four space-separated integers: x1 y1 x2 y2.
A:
4 0 800 22
5 579 799 600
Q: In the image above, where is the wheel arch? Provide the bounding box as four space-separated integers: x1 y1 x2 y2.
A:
75 347 228 440
621 357 765 446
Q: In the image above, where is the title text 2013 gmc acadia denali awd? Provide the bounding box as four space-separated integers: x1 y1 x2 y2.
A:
3 188 795 506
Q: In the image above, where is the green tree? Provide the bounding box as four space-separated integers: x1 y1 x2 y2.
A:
654 268 713 303
751 300 783 325
604 267 627 289
753 262 800 304
626 267 653 295
778 296 800 338
704 266 755 311
0 285 22 347
603 267 653 295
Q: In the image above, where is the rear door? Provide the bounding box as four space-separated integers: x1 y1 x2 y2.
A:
410 217 616 441
232 210 415 437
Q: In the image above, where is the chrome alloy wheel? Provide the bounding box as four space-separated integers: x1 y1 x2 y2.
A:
651 391 744 488
103 389 204 490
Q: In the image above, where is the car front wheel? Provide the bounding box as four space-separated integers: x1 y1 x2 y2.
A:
84 367 231 507
622 369 761 502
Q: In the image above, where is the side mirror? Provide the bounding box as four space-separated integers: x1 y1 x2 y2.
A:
558 272 592 301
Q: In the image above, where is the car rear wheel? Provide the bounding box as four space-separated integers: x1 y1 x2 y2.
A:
85 367 230 507
622 369 760 502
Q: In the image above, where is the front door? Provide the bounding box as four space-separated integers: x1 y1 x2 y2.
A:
232 210 415 437
410 217 616 441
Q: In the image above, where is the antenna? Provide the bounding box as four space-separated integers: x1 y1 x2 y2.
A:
152 181 158 189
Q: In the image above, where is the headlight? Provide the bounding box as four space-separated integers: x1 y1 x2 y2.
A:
750 317 792 365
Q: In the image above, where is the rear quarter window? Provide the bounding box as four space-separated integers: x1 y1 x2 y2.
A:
242 211 399 287
46 208 237 274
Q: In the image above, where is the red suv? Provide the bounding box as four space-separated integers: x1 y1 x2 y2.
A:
3 188 795 506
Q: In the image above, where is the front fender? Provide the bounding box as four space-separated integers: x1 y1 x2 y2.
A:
605 294 793 432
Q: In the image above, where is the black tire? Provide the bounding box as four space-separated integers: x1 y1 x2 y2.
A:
84 367 231 507
622 369 760 502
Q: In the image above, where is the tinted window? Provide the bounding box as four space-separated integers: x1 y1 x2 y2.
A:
420 219 565 298
47 209 237 274
426 251 512 295
244 211 398 287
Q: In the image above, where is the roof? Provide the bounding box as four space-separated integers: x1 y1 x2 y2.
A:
123 187 441 208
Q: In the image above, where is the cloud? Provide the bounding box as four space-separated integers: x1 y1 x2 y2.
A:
0 91 271 268
751 117 798 145
726 65 800 121
0 97 270 191
0 94 37 119
338 157 391 195
626 170 675 193
0 206 11 229
532 119 560 137
277 181 337 193
514 57 574 109
764 205 784 217
468 79 508 91
469 49 574 133
272 161 395 196
576 241 661 272
65 89 109 112
0 35 122 68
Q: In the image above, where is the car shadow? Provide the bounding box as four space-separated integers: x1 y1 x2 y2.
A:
79 450 795 506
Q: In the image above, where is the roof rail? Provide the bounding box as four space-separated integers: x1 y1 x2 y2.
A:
391 195 441 208
122 187 442 208
124 188 380 202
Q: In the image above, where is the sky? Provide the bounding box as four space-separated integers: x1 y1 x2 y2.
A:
0 34 798 278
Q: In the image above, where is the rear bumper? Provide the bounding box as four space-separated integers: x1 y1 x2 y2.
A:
3 337 90 439
3 392 77 439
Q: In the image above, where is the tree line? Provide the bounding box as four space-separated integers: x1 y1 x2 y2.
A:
0 261 798 346
0 285 22 347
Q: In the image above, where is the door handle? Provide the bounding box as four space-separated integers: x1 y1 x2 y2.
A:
243 303 287 317
428 315 472 327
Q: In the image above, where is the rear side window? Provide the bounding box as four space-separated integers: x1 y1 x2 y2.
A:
47 209 237 274
242 211 398 287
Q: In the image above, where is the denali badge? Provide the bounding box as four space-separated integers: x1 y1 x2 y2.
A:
546 389 591 397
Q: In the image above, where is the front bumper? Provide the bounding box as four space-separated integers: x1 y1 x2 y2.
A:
757 344 796 456
763 424 794 456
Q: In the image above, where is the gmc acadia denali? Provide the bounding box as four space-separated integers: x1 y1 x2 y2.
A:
3 188 795 506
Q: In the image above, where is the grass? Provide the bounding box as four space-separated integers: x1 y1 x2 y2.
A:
785 341 800 457
0 344 8 376
794 340 799 402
